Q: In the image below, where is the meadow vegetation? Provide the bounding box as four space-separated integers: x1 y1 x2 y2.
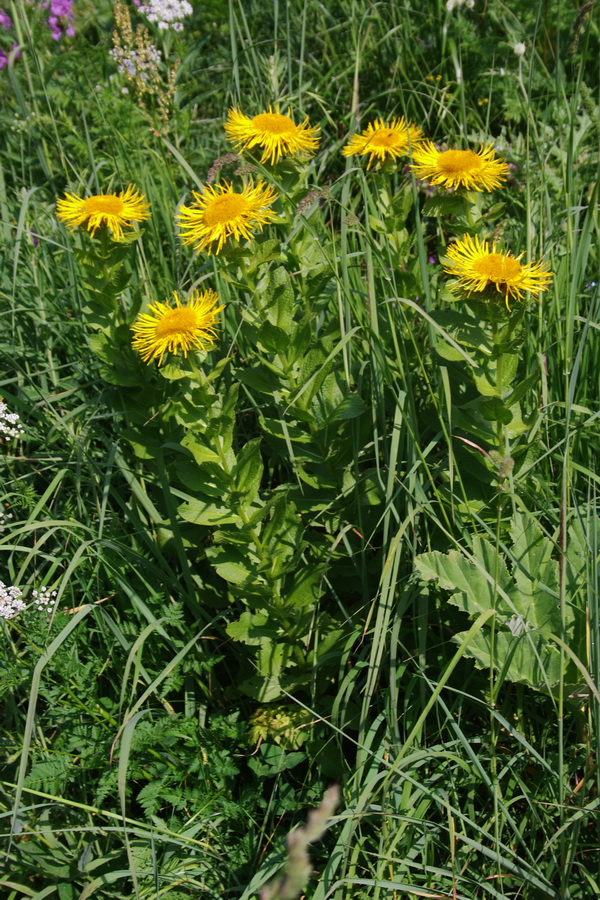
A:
1 1 599 898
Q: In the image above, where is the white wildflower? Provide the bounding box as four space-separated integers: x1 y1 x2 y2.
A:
110 43 162 80
0 509 14 533
0 401 25 440
32 587 58 612
0 582 26 619
139 0 193 32
513 42 527 57
446 0 474 11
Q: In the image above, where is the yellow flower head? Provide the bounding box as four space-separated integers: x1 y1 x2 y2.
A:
176 180 278 255
132 289 224 366
342 117 424 169
411 143 508 192
224 106 320 165
443 234 552 309
56 186 150 239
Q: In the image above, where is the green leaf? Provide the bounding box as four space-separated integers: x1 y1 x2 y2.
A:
415 537 513 619
206 545 256 584
259 416 312 444
509 513 561 634
245 238 281 274
231 438 264 502
472 367 500 397
479 397 513 425
258 320 291 355
505 402 529 438
205 356 230 382
435 340 466 362
227 611 277 644
456 628 563 689
328 393 367 422
286 318 313 364
262 497 303 565
505 372 538 408
283 567 325 608
178 498 240 526
238 365 281 394
423 195 469 217
247 744 306 774
495 351 519 392
269 266 294 331
180 433 222 466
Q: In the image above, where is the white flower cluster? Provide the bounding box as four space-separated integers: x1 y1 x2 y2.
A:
0 401 25 439
32 587 58 612
110 43 162 82
513 42 527 57
0 582 25 619
0 509 14 532
446 0 474 11
139 0 193 33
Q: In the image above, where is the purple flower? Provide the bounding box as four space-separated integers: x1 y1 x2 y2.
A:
40 0 75 42
0 41 20 69
0 8 12 31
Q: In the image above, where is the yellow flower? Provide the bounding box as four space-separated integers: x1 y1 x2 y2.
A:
56 186 150 239
411 143 508 191
224 106 320 165
443 234 552 309
342 117 424 169
132 290 224 366
176 180 278 254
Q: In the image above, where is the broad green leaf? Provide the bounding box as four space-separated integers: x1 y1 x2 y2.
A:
283 567 325 609
245 238 281 274
180 433 222 466
226 612 277 645
505 372 538 408
122 427 162 460
206 545 256 584
269 265 294 331
328 393 367 422
259 416 312 443
431 311 492 353
472 366 499 397
505 402 529 438
262 496 303 564
237 365 282 394
415 537 512 619
479 396 513 424
232 438 264 502
178 498 240 526
509 512 561 634
247 744 306 774
423 195 470 217
496 352 519 392
456 628 563 688
258 320 291 355
435 340 466 362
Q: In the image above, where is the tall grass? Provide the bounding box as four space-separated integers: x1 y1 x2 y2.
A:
1 1 599 898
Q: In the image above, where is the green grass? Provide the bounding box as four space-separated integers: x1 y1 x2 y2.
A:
1 1 599 898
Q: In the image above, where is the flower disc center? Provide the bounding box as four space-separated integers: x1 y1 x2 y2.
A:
154 307 198 339
252 112 296 134
202 193 250 226
83 195 125 216
371 130 402 148
438 149 483 174
472 253 521 282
